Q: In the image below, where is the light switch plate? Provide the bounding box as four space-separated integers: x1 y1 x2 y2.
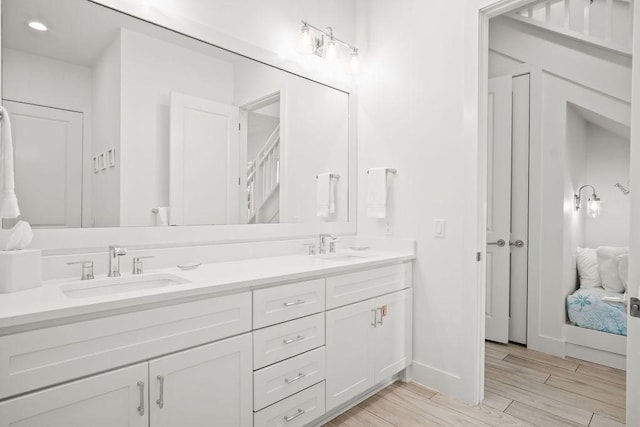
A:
434 219 446 238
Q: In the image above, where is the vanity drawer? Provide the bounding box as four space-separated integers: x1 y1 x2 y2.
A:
0 292 251 399
254 381 325 427
326 263 412 309
254 347 326 411
253 313 325 370
253 279 325 329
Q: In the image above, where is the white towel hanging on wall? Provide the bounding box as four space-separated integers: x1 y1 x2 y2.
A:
0 107 20 220
366 167 387 218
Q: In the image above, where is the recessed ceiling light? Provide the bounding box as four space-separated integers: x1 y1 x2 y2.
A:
27 21 48 32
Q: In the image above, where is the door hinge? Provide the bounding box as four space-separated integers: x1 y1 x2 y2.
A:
238 177 241 185
476 252 481 262
238 123 241 131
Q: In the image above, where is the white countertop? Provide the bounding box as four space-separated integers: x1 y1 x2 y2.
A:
0 250 414 333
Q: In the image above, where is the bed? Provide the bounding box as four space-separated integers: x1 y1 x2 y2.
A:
566 287 627 336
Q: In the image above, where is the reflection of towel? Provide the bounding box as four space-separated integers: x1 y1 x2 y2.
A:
316 173 335 218
155 207 169 226
0 107 20 220
366 168 387 218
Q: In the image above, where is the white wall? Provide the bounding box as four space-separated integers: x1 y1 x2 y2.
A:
563 105 588 303
92 33 122 227
119 28 235 226
356 0 480 401
584 124 631 247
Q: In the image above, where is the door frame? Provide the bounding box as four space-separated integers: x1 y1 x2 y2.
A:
469 0 638 420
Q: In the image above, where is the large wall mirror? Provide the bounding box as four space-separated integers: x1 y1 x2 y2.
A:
2 0 350 231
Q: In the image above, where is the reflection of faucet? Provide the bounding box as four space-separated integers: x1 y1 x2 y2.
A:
108 245 127 277
319 234 337 254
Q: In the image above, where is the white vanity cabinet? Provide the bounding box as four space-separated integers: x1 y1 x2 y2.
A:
325 265 413 412
0 363 149 427
0 333 253 427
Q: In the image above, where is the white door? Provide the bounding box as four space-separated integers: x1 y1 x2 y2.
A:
325 298 375 411
149 333 252 427
0 363 148 427
486 76 513 343
374 289 412 383
509 74 530 344
3 100 83 228
169 92 240 226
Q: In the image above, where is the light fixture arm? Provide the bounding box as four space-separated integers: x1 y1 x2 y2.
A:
574 184 599 211
301 20 357 52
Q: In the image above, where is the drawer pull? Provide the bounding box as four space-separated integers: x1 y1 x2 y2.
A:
137 381 145 416
283 299 305 307
284 408 306 422
284 372 307 384
156 375 164 408
377 307 384 326
371 309 377 327
283 335 305 345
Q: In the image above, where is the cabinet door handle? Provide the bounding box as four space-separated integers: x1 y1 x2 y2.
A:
371 309 377 327
377 307 383 326
156 375 164 409
283 335 305 345
284 372 307 384
137 381 145 416
283 299 305 307
284 408 306 422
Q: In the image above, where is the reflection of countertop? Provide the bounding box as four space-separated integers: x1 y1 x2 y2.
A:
0 250 415 333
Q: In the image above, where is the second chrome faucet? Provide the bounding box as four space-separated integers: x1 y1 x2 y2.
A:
108 245 127 277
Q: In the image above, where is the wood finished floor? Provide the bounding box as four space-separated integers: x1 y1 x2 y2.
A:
323 342 626 427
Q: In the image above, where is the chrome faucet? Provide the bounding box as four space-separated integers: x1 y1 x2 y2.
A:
108 245 127 277
319 234 337 254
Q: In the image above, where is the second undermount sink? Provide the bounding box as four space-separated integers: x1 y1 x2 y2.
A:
61 273 190 299
317 252 371 262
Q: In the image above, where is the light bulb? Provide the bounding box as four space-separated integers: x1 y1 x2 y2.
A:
27 21 48 31
587 198 600 218
350 49 359 73
299 23 312 53
325 38 337 62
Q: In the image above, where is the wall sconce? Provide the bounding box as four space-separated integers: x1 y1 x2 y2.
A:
574 185 601 218
299 21 359 73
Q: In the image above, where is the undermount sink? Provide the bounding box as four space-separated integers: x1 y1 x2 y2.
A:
317 253 371 262
61 273 190 299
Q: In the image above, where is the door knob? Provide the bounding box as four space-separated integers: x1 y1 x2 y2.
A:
510 240 525 248
488 239 506 247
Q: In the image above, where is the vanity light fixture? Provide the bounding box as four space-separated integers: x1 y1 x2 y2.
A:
298 20 359 72
575 184 601 218
27 21 48 32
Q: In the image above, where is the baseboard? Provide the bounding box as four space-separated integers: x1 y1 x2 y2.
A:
527 334 566 357
410 360 473 402
565 343 626 370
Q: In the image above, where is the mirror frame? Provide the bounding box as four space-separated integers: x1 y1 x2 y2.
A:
0 0 358 253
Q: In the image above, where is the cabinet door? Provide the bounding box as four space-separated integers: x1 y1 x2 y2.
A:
374 289 413 383
325 299 375 411
149 333 252 427
0 363 148 427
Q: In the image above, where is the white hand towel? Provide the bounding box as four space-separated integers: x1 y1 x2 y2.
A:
317 173 335 218
0 107 20 220
366 167 387 219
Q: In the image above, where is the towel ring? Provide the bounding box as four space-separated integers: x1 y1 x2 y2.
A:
367 168 397 175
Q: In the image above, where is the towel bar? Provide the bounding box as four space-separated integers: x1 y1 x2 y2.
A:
367 168 397 175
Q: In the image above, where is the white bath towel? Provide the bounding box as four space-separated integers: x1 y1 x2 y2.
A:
0 107 20 220
316 173 335 218
366 167 387 218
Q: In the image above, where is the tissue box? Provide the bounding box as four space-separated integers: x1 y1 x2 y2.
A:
0 249 42 293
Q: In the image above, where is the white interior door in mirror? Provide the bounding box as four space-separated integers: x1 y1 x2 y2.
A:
486 76 512 344
170 92 240 226
3 100 83 229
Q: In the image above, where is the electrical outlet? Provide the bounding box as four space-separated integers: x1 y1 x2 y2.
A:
385 223 393 235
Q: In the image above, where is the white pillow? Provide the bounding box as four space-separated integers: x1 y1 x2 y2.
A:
596 246 629 293
617 254 629 291
576 247 601 288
